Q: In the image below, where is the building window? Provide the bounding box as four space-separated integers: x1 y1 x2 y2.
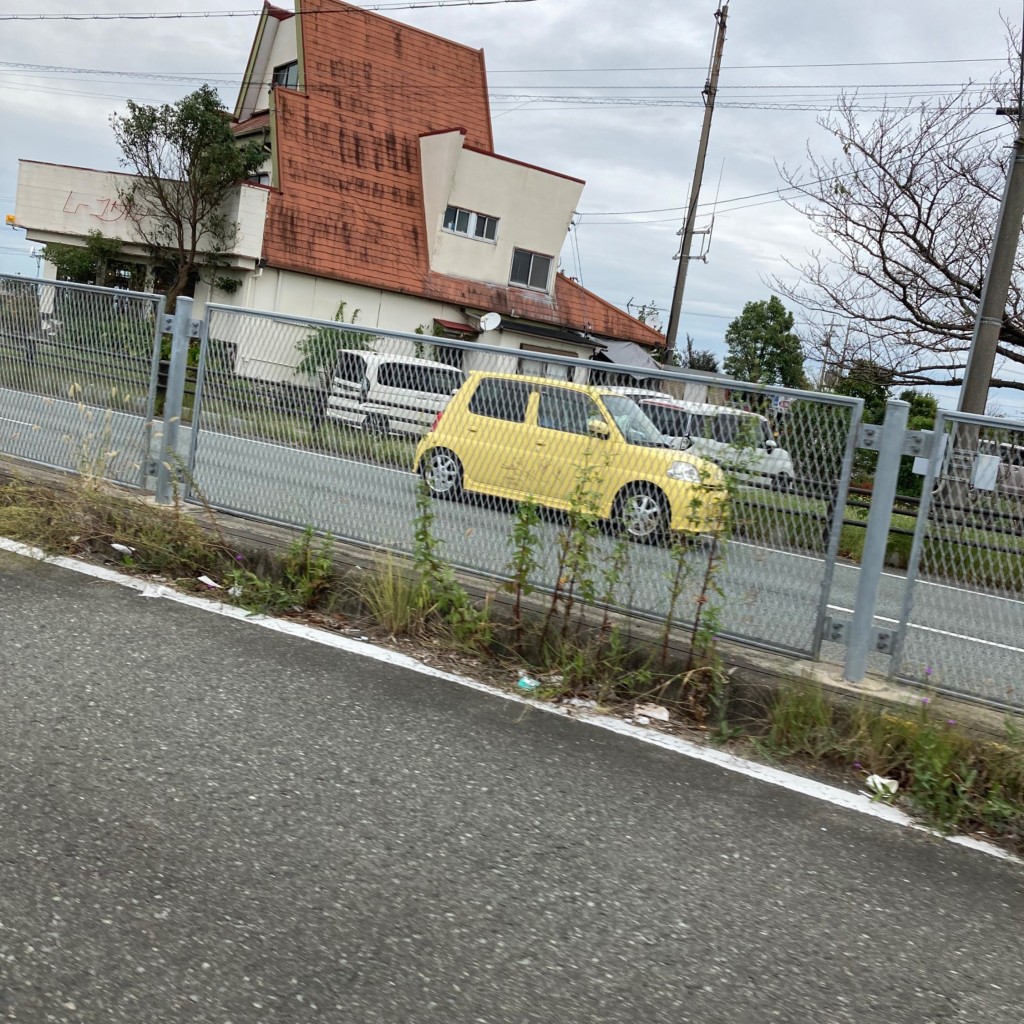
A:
518 344 573 381
272 61 299 89
443 205 498 242
510 249 552 290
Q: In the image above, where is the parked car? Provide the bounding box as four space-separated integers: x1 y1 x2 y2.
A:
326 349 466 437
609 388 796 491
413 372 727 541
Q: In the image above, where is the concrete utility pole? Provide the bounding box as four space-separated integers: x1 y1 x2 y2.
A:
665 2 729 352
957 122 1024 413
958 22 1024 415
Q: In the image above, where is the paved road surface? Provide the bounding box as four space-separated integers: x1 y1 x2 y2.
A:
1 552 1022 1023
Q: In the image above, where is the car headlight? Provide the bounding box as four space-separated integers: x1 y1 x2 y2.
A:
667 461 701 483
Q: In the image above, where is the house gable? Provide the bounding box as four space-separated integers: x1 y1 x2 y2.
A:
254 0 663 350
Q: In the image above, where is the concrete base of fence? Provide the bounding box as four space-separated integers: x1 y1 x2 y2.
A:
0 453 1015 743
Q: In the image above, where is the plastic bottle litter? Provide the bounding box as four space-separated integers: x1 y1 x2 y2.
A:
865 775 899 801
517 675 541 692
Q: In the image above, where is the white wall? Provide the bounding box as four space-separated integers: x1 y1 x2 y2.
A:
209 267 596 384
14 161 268 267
420 132 584 291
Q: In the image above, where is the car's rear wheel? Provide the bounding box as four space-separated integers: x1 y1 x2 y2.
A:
771 473 794 493
420 448 463 500
612 485 670 543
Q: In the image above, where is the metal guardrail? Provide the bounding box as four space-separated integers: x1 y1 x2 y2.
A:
891 409 1024 709
4 277 1021 710
184 303 863 661
0 274 164 487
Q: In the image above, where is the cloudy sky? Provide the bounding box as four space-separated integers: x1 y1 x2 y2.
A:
0 0 1017 407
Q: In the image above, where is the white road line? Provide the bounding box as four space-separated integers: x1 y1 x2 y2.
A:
732 538 1024 608
1 534 1018 868
197 429 416 478
827 603 1024 654
0 417 38 428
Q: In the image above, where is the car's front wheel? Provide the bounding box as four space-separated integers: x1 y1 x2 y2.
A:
612 485 670 543
420 448 463 501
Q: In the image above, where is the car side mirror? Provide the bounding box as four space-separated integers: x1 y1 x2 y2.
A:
672 434 692 450
587 417 611 439
764 438 777 453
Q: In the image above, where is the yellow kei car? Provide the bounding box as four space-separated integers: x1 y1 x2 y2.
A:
413 372 727 541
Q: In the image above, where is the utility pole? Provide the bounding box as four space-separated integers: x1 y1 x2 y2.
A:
665 2 729 352
958 14 1024 415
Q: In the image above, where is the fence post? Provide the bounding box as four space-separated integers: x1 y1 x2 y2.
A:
843 398 910 683
154 297 193 505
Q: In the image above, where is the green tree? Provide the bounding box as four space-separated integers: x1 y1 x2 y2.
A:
678 333 720 373
111 84 265 311
41 230 125 285
723 296 806 387
295 300 375 390
832 359 892 425
898 388 939 496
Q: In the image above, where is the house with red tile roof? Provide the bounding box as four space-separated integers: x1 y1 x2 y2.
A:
14 0 668 380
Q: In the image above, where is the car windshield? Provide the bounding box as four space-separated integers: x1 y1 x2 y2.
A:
602 395 670 447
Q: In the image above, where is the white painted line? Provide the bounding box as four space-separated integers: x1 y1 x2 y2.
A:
0 417 38 428
0 534 1019 868
827 603 1024 655
733 538 1024 608
196 428 416 478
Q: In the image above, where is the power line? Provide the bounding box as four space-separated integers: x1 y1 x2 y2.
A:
489 57 1004 73
579 175 853 218
0 0 537 20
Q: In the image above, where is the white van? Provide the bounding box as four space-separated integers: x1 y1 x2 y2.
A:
612 388 796 490
326 349 466 438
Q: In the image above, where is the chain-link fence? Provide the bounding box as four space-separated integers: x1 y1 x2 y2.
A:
0 274 163 486
892 409 1024 709
187 304 863 658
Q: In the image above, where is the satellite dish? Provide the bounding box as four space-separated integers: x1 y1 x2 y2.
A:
478 311 501 332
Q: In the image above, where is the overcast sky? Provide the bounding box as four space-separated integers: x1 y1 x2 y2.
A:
0 0 1018 409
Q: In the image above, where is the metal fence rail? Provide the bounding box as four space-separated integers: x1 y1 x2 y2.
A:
0 274 163 487
892 409 1024 709
3 278 1022 711
187 304 863 660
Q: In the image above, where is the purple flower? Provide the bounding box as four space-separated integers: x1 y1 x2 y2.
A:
234 553 245 562
853 761 862 770
921 697 931 705
946 719 956 727
924 666 934 677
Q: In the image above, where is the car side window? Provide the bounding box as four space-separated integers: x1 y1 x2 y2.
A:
711 414 740 444
335 352 367 384
378 362 419 390
468 378 532 422
537 389 601 435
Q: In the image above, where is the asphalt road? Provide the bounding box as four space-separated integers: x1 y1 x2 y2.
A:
2 388 1022 703
1 552 1023 1023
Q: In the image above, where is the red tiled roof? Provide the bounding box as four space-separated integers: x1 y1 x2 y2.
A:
233 112 270 136
262 0 663 350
